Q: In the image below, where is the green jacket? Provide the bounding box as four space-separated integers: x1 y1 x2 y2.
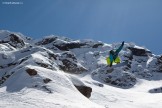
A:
109 41 124 66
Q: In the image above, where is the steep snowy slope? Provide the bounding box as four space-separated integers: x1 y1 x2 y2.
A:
0 30 162 108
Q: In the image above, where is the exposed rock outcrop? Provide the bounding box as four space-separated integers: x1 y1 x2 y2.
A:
59 52 87 73
75 85 92 98
26 68 37 76
128 47 151 56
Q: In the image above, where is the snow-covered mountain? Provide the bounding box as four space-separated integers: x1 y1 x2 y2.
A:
0 30 162 108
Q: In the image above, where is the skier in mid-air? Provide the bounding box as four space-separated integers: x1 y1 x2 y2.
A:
107 41 124 67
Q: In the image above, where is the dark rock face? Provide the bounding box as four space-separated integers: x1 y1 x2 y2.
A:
75 85 92 98
92 43 103 48
18 57 29 64
0 72 14 86
61 52 77 62
48 52 57 60
148 55 162 72
149 87 162 93
35 36 104 51
104 73 136 88
43 78 52 84
35 62 49 68
26 69 37 76
54 42 86 51
155 55 162 72
9 34 25 48
0 33 25 48
36 37 57 45
158 65 162 72
128 47 150 56
157 56 162 63
59 59 87 73
7 62 17 67
92 66 136 89
59 52 87 73
41 85 52 93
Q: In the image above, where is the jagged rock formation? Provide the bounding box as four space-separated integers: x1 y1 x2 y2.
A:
1 30 162 90
1 30 162 108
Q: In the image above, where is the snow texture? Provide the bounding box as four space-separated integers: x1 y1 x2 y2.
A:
1 30 162 108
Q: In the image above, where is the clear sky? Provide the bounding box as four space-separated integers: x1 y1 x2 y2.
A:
0 0 162 54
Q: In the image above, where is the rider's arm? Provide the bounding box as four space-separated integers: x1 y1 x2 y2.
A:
115 41 124 54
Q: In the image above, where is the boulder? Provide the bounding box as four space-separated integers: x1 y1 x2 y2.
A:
149 87 162 93
75 85 92 98
26 68 37 76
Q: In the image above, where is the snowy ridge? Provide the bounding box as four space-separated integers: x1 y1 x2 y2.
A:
0 30 162 108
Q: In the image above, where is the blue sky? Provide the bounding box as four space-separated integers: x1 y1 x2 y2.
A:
0 0 162 54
